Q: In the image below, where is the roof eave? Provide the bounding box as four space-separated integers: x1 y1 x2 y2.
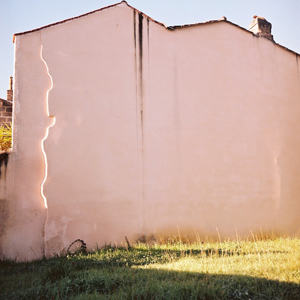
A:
13 0 166 43
12 2 300 57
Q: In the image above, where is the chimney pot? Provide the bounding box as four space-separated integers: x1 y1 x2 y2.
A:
9 76 13 90
249 16 273 41
7 76 13 102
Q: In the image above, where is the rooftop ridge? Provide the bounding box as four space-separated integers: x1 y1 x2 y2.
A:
12 1 300 57
13 1 165 42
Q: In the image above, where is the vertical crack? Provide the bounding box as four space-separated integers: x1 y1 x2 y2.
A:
40 45 56 209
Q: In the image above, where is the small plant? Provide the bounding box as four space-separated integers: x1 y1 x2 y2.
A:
0 123 12 152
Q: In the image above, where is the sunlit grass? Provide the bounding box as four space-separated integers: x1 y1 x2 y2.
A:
139 237 300 284
1 236 300 299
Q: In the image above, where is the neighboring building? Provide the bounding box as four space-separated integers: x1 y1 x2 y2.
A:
0 77 13 126
1 1 300 261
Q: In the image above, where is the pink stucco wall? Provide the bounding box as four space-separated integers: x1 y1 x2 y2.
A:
1 1 300 260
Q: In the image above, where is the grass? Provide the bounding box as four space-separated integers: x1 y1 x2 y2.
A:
0 236 300 299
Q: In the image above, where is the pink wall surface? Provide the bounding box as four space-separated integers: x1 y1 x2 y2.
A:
1 1 300 260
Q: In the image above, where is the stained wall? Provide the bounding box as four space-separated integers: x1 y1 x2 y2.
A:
1 1 300 260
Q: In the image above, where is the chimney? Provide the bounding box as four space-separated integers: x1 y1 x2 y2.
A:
249 16 273 41
7 76 13 102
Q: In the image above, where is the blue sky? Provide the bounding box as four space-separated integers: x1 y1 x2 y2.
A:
0 0 299 99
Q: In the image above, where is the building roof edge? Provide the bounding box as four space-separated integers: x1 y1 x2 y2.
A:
12 1 300 56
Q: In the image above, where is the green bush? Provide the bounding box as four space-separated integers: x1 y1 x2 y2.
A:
0 123 12 151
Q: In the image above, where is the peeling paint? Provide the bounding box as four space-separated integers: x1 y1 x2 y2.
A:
45 216 72 255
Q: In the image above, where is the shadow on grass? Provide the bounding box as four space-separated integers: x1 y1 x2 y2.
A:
2 265 299 300
1 247 299 300
67 246 290 268
72 269 300 300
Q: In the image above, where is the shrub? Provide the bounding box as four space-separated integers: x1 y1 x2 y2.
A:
0 123 12 152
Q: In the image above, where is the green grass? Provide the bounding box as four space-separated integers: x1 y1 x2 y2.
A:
1 237 300 299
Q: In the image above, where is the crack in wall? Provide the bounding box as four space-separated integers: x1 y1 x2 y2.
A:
40 45 56 209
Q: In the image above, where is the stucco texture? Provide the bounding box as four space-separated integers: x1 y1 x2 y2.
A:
1 1 300 260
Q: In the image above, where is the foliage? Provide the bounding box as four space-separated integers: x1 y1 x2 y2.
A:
0 123 12 152
0 237 300 299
